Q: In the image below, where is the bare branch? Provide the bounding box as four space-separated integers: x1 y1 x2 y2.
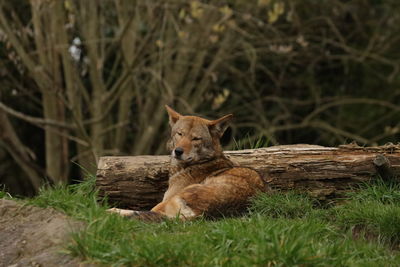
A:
0 101 74 129
303 98 400 123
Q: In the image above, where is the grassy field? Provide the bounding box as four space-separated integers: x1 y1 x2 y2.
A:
2 176 399 266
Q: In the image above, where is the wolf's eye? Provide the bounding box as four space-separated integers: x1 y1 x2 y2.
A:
192 137 202 141
177 132 183 136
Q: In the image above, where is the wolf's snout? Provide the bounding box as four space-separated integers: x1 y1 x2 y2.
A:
174 147 184 157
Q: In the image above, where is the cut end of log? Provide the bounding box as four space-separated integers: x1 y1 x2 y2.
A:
373 154 397 182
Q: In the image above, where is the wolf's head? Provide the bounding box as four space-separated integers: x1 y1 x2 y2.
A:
165 105 233 166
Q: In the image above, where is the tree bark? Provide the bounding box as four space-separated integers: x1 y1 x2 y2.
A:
96 144 400 210
31 0 69 183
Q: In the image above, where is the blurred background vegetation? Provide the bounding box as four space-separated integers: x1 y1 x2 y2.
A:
0 0 399 196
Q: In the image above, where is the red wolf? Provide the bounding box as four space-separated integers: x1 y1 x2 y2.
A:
108 105 267 221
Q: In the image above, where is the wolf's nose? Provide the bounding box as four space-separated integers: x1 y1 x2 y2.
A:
174 147 184 157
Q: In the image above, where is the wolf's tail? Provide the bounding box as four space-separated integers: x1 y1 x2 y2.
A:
127 210 166 222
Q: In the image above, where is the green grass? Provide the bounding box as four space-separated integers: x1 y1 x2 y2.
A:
76 217 396 267
25 176 104 221
232 134 270 150
0 189 11 199
335 200 400 246
2 177 400 266
249 191 316 219
333 180 400 246
346 179 400 204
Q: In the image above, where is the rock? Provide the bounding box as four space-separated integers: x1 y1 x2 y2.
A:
0 199 90 267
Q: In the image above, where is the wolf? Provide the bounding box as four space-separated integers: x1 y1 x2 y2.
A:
108 105 267 221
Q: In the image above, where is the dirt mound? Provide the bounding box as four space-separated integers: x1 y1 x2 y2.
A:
0 199 89 267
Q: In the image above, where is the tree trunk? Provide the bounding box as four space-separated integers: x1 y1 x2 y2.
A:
96 144 400 210
31 0 69 183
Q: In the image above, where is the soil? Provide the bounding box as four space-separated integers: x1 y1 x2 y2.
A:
0 199 91 267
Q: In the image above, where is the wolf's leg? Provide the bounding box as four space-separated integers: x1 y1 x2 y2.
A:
151 194 199 220
151 183 228 220
107 207 136 217
107 208 166 222
157 180 252 219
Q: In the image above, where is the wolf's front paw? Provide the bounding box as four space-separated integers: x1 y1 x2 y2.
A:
107 207 135 217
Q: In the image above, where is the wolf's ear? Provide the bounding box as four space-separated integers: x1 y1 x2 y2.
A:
165 105 181 127
209 114 233 138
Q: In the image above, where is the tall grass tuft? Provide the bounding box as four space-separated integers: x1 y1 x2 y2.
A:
232 134 270 150
249 191 315 219
334 178 400 246
26 175 106 221
335 200 400 245
0 188 12 199
346 178 400 204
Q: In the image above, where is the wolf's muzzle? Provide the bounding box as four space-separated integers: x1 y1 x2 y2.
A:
174 147 184 157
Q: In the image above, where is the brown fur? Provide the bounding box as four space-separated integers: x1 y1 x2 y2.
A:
109 106 267 221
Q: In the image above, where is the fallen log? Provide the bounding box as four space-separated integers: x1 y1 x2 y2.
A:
96 144 400 210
